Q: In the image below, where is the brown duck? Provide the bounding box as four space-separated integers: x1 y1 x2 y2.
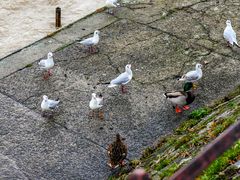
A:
107 133 127 169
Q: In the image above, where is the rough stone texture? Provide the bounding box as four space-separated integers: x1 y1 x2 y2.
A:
1 0 240 179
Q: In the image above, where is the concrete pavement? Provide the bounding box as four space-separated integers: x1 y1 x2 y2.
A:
1 0 240 179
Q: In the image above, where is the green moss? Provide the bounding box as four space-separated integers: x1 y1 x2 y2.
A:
174 135 192 149
25 64 33 68
159 163 180 178
142 147 155 159
200 141 240 179
155 159 171 171
211 114 238 137
175 119 199 134
189 108 210 119
130 159 141 167
228 101 237 108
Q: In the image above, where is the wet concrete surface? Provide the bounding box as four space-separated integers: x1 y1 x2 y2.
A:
1 0 240 179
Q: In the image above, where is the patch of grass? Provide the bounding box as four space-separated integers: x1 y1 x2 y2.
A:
25 64 33 68
200 141 240 179
189 108 210 120
142 147 155 159
174 135 192 149
175 119 199 134
155 159 171 171
130 159 141 167
227 101 237 108
209 107 240 138
159 163 180 178
190 135 206 147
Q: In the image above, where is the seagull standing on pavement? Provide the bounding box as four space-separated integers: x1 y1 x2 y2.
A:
108 64 133 93
89 93 104 119
41 95 60 117
179 63 202 89
223 20 240 48
106 0 120 15
78 30 100 53
38 52 54 80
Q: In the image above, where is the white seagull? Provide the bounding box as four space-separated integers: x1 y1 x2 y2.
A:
106 0 120 14
78 30 100 53
41 95 60 116
89 93 104 119
179 63 202 82
223 20 240 48
38 52 54 79
108 64 133 93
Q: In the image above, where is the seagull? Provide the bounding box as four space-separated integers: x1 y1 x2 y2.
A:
106 0 120 14
38 52 54 80
223 20 240 48
78 30 100 53
179 63 202 89
89 93 104 119
41 95 60 117
164 90 195 113
108 64 133 93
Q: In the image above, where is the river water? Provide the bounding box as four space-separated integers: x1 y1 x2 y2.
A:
0 0 105 59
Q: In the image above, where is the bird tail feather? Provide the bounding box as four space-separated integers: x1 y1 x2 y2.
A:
108 84 117 88
234 42 240 48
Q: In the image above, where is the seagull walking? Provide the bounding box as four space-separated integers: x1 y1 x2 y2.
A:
78 30 100 53
223 20 240 48
41 95 60 117
108 64 132 93
89 93 104 119
179 63 202 89
38 52 54 80
106 0 120 14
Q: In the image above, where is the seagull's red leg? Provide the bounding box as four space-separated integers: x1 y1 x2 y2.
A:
122 85 128 93
48 69 53 76
121 85 127 93
43 72 49 80
89 110 94 118
183 105 190 110
227 41 231 47
175 106 182 113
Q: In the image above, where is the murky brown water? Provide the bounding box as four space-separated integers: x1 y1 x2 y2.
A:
0 0 105 59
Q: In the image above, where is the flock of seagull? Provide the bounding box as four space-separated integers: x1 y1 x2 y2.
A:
39 0 239 117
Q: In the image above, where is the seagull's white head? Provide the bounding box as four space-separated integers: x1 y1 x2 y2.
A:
94 30 100 36
91 93 97 99
48 52 53 58
125 64 131 70
226 20 231 26
196 63 202 69
43 95 48 100
125 64 132 74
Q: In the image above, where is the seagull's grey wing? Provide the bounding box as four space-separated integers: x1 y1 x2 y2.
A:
48 100 59 109
96 97 103 105
39 59 46 67
224 28 236 44
111 72 129 85
185 71 199 81
80 38 94 46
